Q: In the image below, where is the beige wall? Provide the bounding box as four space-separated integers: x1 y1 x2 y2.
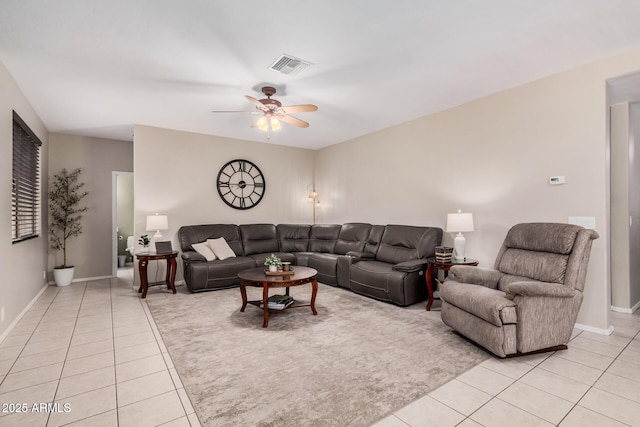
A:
48 134 133 279
316 48 640 332
0 61 49 339
133 125 316 283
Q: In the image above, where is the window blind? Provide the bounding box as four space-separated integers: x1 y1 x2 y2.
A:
12 111 42 243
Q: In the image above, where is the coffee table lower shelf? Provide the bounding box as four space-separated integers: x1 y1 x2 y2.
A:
245 300 313 311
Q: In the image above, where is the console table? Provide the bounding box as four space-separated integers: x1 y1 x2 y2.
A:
136 251 178 298
425 257 478 311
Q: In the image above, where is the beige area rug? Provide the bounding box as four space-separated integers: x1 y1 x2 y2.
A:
146 284 489 426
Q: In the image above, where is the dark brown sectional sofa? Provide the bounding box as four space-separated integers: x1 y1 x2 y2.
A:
178 223 442 306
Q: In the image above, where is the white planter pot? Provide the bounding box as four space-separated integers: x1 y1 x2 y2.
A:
53 267 75 287
268 265 278 272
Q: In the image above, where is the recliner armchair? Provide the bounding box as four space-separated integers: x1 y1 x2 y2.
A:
440 223 599 358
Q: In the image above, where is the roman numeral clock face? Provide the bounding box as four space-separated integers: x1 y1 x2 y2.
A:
216 159 265 210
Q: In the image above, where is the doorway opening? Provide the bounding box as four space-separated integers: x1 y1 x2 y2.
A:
112 171 134 285
608 71 640 313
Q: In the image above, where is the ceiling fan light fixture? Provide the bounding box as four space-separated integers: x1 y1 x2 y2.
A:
270 117 281 131
256 116 268 131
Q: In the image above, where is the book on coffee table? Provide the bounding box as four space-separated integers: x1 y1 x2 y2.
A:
262 294 294 310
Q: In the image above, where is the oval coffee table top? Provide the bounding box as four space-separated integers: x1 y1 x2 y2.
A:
238 266 317 284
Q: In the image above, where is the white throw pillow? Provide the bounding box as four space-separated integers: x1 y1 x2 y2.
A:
192 242 217 261
207 237 236 260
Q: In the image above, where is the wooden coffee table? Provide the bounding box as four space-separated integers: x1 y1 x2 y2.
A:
237 266 318 328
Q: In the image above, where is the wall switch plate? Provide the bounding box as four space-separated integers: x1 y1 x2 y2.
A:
549 176 566 185
568 216 596 229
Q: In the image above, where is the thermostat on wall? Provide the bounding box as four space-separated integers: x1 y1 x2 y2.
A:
549 176 565 185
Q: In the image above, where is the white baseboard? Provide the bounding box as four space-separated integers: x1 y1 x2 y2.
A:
611 299 640 314
0 283 49 344
574 322 615 336
47 274 115 285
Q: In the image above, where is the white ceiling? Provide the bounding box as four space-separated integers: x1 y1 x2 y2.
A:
2 1 640 150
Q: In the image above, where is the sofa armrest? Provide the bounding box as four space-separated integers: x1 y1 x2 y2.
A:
449 266 502 289
506 281 578 299
393 259 428 273
346 251 376 261
181 251 206 263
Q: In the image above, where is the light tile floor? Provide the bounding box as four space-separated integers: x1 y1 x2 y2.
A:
375 308 640 427
1 274 639 426
0 274 200 427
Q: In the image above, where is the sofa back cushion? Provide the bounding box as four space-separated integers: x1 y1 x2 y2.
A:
364 225 385 254
502 223 580 255
239 224 279 256
277 224 311 252
308 224 341 253
334 223 372 255
178 224 244 256
494 223 584 286
376 225 443 264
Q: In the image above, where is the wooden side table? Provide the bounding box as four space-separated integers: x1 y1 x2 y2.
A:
136 251 178 298
425 257 478 311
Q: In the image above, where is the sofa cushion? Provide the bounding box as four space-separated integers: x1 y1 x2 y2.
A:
240 224 279 256
308 224 341 253
308 253 341 285
349 259 423 305
179 224 244 256
334 223 371 255
376 225 441 264
207 238 236 260
440 281 516 327
497 249 568 284
277 224 311 252
249 252 296 267
503 223 582 255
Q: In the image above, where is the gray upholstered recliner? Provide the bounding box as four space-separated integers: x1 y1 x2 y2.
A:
440 223 599 358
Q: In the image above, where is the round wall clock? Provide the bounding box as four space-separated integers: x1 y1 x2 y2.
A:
216 159 266 210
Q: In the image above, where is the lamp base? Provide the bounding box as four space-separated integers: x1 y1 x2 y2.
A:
453 233 466 261
153 230 163 241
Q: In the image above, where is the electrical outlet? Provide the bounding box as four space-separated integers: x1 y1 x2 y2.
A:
1 307 5 322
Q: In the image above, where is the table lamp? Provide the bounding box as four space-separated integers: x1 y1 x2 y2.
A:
146 213 168 241
446 210 474 261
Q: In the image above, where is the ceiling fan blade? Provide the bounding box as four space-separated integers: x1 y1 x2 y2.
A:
281 104 318 113
245 95 267 110
280 114 309 128
211 110 260 113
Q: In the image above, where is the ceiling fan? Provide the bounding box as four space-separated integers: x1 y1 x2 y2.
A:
212 86 318 137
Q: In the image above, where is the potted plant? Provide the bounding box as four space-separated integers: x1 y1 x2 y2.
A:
138 234 151 249
49 168 88 286
264 254 282 272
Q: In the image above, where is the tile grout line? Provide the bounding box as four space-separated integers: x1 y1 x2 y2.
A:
47 281 87 426
555 326 640 426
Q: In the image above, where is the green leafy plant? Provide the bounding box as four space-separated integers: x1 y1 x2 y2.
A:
264 253 282 268
49 168 89 269
138 234 151 248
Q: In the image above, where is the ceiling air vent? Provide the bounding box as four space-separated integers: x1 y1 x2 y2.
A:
268 54 312 76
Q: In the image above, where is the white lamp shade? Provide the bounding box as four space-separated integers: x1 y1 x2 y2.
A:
446 212 474 233
146 214 168 232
